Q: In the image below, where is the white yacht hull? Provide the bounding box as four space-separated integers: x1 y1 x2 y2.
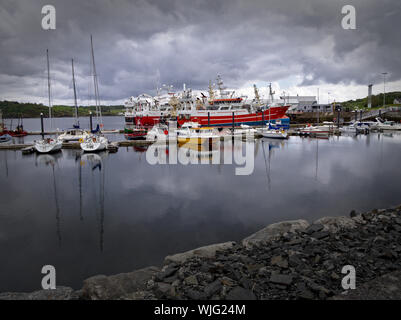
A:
34 139 63 153
80 136 108 152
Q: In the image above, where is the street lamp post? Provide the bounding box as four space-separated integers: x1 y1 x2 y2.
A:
382 72 388 107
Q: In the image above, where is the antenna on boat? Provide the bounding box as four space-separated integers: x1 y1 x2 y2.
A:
71 59 79 128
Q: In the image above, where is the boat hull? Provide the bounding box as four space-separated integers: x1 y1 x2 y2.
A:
34 140 63 153
177 107 289 127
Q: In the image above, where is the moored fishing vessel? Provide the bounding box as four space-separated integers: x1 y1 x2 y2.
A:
124 76 290 128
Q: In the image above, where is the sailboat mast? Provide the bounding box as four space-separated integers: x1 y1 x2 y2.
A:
46 49 52 129
90 35 102 126
71 59 79 127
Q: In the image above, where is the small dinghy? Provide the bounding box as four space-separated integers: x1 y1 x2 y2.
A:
0 134 12 143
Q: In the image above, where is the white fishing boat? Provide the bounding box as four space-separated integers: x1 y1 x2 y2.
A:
80 134 108 152
58 129 90 142
34 50 63 154
177 127 219 145
375 118 401 131
146 124 176 142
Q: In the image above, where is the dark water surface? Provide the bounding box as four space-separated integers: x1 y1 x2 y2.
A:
1 119 401 291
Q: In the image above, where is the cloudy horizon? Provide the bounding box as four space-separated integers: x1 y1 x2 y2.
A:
0 0 400 106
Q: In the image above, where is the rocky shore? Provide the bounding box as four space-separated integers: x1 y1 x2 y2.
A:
1 206 401 300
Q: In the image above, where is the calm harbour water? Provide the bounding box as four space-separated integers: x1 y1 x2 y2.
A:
1 116 401 292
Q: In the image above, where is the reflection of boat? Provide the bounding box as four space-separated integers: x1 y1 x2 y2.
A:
178 143 219 162
80 134 108 152
36 153 62 166
35 153 62 245
133 145 149 153
177 127 219 145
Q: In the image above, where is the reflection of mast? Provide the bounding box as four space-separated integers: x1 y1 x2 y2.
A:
79 158 83 221
315 139 319 181
52 164 62 246
100 161 105 251
3 152 8 178
261 140 271 191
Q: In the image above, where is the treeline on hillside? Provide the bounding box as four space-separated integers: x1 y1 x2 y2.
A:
341 91 401 110
0 101 125 118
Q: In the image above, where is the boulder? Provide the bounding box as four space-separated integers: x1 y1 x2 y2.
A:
81 266 159 300
0 286 76 300
314 216 356 233
164 242 236 264
226 287 256 300
242 220 309 247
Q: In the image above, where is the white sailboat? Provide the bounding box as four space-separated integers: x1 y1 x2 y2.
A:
80 135 108 152
58 59 90 142
258 83 288 139
34 50 62 154
80 35 108 152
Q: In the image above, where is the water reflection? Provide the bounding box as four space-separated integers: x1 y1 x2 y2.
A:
36 153 63 247
1 133 401 292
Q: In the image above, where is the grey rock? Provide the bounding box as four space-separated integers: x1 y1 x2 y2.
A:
305 223 324 234
154 282 172 299
82 266 159 300
204 280 222 297
311 231 330 240
0 286 75 300
187 289 207 300
314 216 356 233
242 220 309 247
184 275 198 286
226 287 256 300
269 273 293 286
164 242 236 264
270 255 289 268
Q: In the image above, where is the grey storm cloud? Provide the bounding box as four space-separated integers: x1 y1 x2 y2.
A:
0 0 400 104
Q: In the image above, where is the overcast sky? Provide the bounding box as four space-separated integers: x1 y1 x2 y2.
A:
0 0 400 105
